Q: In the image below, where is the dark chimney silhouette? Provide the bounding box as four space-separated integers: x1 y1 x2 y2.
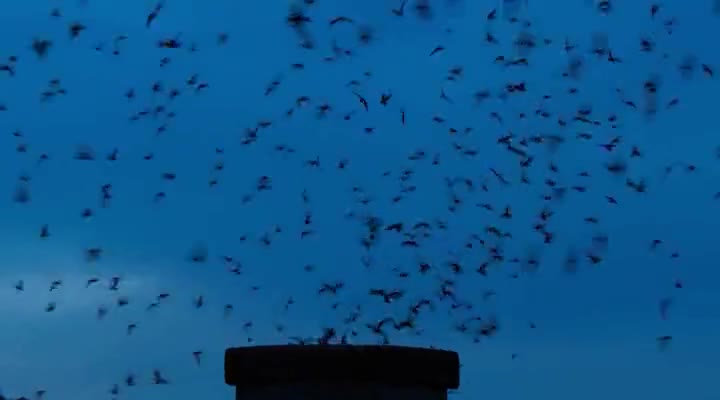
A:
225 345 460 400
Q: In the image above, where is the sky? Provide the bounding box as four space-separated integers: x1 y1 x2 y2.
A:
1 0 719 399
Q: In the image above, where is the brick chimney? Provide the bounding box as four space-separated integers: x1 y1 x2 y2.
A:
225 345 460 400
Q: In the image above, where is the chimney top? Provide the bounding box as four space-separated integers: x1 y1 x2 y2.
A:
225 345 460 390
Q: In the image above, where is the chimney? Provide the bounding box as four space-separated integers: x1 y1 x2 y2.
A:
225 345 460 400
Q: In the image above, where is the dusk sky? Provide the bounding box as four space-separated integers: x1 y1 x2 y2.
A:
1 0 719 399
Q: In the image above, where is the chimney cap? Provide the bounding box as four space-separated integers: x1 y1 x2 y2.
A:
225 345 460 390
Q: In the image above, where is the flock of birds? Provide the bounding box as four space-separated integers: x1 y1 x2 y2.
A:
1 0 719 398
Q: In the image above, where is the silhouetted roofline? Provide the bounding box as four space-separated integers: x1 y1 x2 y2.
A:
225 345 460 389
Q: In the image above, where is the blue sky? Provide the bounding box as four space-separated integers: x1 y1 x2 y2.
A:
1 0 719 399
